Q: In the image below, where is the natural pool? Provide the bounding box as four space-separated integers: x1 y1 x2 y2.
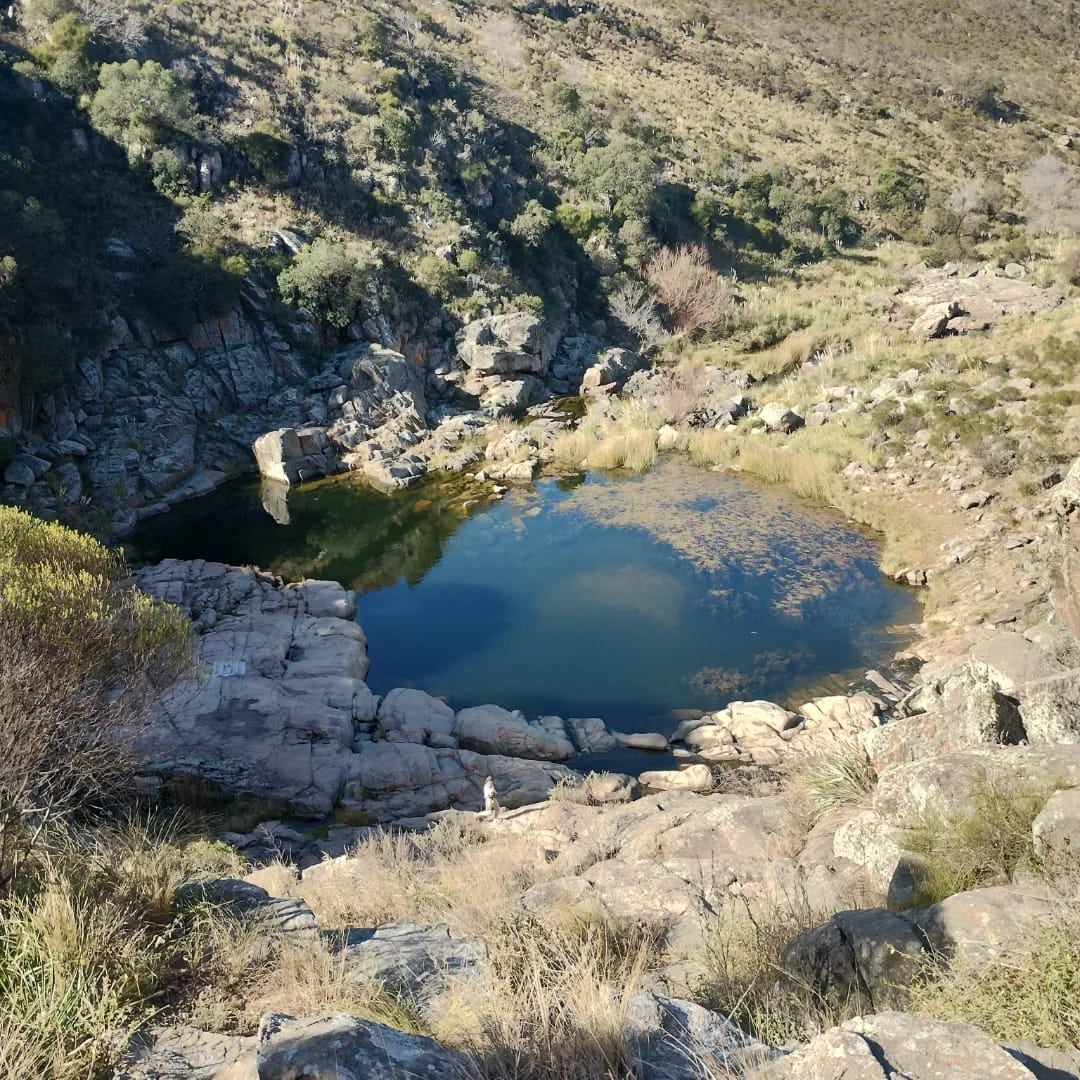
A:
136 461 918 756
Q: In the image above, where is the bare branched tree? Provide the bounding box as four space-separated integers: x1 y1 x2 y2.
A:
646 244 734 336
1021 155 1080 234
609 279 668 352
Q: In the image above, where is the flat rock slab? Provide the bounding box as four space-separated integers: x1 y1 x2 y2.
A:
115 1027 256 1080
174 878 318 939
330 922 486 999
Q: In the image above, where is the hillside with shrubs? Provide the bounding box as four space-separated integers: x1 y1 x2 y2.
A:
3 0 1080 428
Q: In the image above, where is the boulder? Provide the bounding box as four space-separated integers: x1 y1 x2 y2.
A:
909 885 1058 965
639 764 715 792
453 705 575 761
1031 786 1080 857
256 1013 468 1080
135 561 369 818
614 731 669 751
456 312 556 376
768 1011 1051 1078
782 909 931 1010
625 992 774 1078
759 402 805 433
910 300 961 339
798 693 881 732
581 347 646 394
174 879 318 940
3 458 36 487
377 689 456 748
1020 670 1080 744
252 426 338 485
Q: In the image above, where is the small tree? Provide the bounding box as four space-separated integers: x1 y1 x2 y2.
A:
574 139 658 220
1021 155 1080 235
277 239 375 331
90 59 194 150
0 508 192 887
646 244 733 336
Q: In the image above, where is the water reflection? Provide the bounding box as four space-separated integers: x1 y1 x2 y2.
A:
135 462 919 731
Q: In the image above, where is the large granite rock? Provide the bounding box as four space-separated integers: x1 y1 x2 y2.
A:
174 878 318 940
1032 786 1080 858
326 342 429 454
766 1011 1060 1079
252 426 339 485
115 1027 256 1080
581 347 646 395
456 312 556 376
453 704 576 761
136 560 369 818
782 909 931 1010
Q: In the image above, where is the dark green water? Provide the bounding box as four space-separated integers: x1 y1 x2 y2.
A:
136 462 918 745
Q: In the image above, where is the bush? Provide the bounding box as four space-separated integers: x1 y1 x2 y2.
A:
508 199 554 247
0 508 193 888
28 13 94 94
645 243 733 336
412 254 462 299
277 239 375 331
872 162 929 223
574 139 657 220
900 769 1058 907
138 250 243 332
1022 155 1080 235
235 120 294 187
908 925 1080 1050
90 59 195 150
376 92 416 160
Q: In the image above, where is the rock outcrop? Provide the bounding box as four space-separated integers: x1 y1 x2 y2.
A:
133 560 621 821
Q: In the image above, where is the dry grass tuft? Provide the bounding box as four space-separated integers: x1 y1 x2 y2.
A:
297 821 551 940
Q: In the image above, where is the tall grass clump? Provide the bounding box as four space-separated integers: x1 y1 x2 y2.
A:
0 816 244 1079
797 745 878 823
297 820 551 940
900 769 1059 907
909 923 1080 1049
436 912 662 1080
691 897 862 1047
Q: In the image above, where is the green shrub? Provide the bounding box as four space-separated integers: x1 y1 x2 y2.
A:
29 13 93 94
0 508 193 888
149 147 193 196
376 92 417 159
138 250 243 332
872 161 929 223
278 239 376 331
900 769 1058 907
507 199 554 247
413 254 462 299
235 121 294 187
90 60 195 150
574 139 657 220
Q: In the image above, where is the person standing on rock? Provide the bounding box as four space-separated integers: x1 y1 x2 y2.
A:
483 775 500 818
